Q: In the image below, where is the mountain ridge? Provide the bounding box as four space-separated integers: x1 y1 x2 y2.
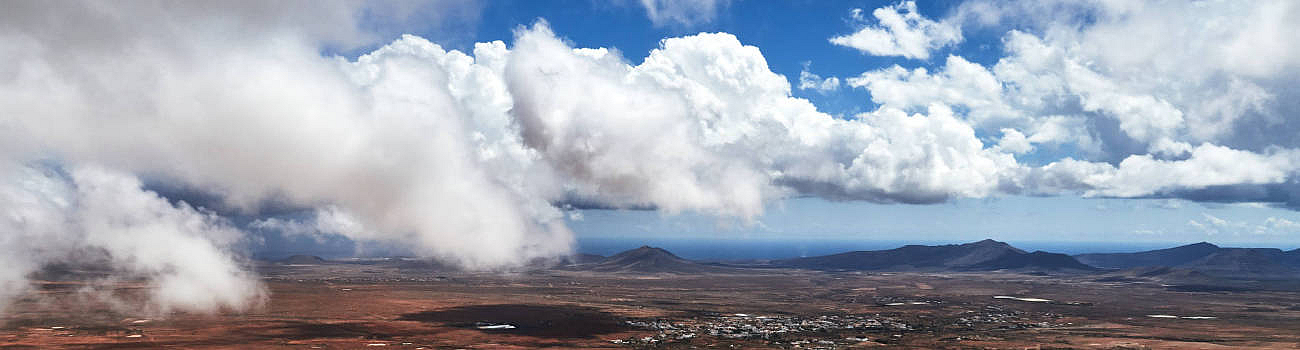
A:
773 239 1093 272
1076 242 1300 278
1074 242 1220 269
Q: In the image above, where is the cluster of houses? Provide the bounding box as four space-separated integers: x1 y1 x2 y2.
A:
614 313 909 347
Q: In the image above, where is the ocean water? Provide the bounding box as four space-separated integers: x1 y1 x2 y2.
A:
574 236 1203 261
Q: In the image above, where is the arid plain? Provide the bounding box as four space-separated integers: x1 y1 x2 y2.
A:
3 251 1300 350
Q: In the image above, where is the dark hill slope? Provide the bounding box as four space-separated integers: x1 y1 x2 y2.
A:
775 239 1090 272
1181 248 1298 276
972 251 1098 271
1284 248 1300 266
1077 243 1300 278
527 253 606 268
564 253 607 265
579 246 727 274
1074 242 1219 269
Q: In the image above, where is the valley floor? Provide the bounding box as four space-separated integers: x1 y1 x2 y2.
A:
3 267 1300 349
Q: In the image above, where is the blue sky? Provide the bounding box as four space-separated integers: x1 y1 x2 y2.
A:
3 0 1300 267
460 1 948 116
8 0 1300 318
568 196 1300 249
451 1 1016 117
249 0 1300 249
430 0 1300 247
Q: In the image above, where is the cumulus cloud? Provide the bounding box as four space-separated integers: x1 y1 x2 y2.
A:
830 1 961 60
994 128 1033 154
3 0 1300 317
846 0 1296 154
1085 145 1298 198
798 63 841 94
845 0 1300 205
848 55 1012 123
0 0 541 315
0 0 1020 314
2 0 1019 285
250 206 366 239
638 0 730 27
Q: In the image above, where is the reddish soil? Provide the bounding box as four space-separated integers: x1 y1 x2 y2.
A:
2 268 1299 349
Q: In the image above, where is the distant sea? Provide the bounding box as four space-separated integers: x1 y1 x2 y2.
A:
574 236 1252 261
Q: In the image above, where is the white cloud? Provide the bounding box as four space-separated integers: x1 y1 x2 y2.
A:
1189 213 1235 236
0 164 266 315
1150 199 1185 210
1203 213 1230 227
798 69 841 94
1233 202 1274 209
830 1 961 60
0 3 1022 306
845 0 1300 204
1020 144 1299 199
0 1 553 314
251 206 366 240
1189 213 1300 236
2 0 1300 317
0 10 1030 304
827 105 1019 202
1263 217 1300 232
1078 144 1299 198
1187 220 1211 235
507 27 1018 208
995 128 1033 154
848 55 1011 124
847 0 1300 159
566 210 584 221
638 0 730 27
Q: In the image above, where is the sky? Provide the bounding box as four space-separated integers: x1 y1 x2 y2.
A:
1 0 1299 314
460 0 1300 247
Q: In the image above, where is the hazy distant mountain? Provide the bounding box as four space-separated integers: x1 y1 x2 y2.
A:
575 246 727 274
1074 242 1220 269
774 239 1093 272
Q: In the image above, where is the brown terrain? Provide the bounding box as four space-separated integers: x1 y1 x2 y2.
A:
3 246 1300 349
